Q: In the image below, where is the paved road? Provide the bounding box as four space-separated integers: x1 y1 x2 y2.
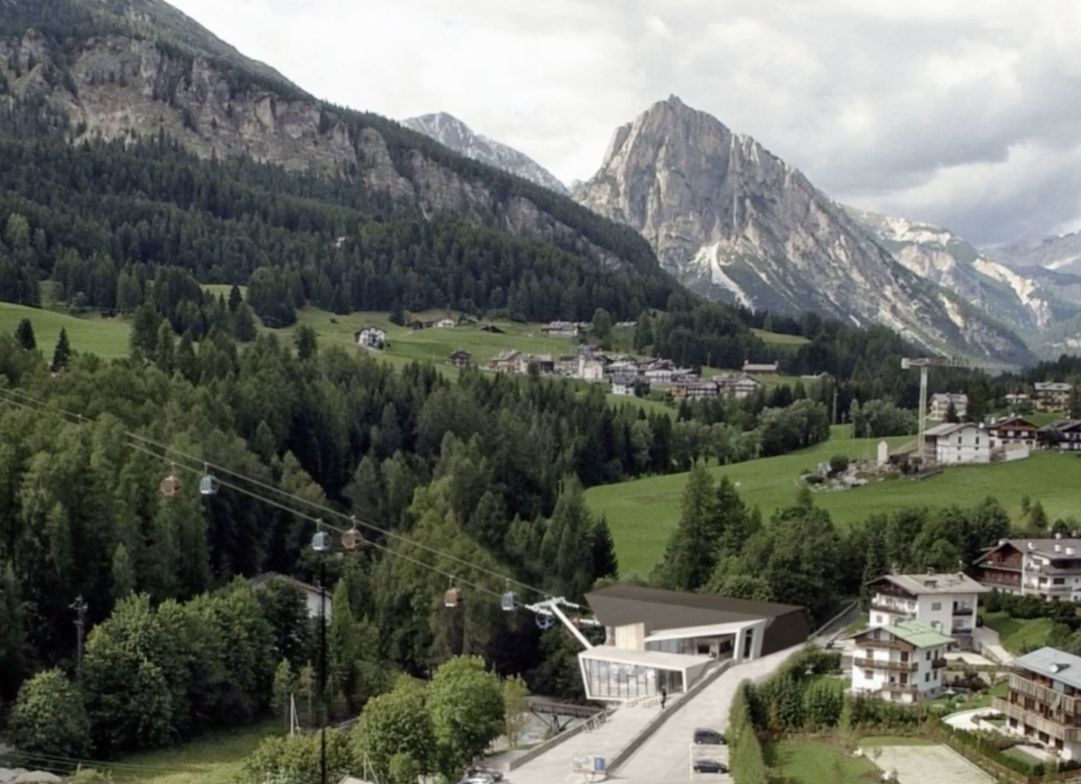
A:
866 745 993 784
943 708 998 731
613 647 801 784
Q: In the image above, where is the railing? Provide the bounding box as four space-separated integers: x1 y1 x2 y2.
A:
869 601 913 615
854 657 916 673
861 637 914 652
952 606 974 616
932 657 948 669
1008 675 1081 714
993 698 1081 742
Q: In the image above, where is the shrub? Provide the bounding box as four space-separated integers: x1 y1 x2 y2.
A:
10 668 91 758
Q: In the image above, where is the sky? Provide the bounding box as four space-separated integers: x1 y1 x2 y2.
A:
168 0 1081 246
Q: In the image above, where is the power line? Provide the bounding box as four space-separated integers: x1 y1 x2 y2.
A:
3 747 188 774
122 438 506 602
0 384 550 602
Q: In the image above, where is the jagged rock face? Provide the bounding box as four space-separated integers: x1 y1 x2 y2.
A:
403 113 568 195
0 28 642 275
993 232 1081 276
575 96 1033 362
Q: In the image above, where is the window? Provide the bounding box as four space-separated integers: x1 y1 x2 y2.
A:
931 602 942 611
926 651 931 660
925 672 930 682
1054 578 1065 585
864 670 873 679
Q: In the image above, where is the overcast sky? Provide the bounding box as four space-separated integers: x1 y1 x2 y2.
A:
169 0 1081 245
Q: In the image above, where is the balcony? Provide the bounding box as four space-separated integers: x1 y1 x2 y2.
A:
932 657 948 669
993 698 1081 742
854 657 917 673
869 601 912 616
861 637 915 652
1008 675 1081 714
952 606 974 616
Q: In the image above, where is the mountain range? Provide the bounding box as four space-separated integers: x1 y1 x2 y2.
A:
0 0 1072 363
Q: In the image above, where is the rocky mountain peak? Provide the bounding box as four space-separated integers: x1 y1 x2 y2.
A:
402 112 568 195
575 97 1032 363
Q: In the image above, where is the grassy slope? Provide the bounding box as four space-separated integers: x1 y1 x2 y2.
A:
0 302 130 358
751 327 810 348
981 611 1055 655
769 738 880 784
107 721 279 784
587 428 1081 578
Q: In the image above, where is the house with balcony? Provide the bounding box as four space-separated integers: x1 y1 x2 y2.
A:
973 537 1081 600
985 416 1038 449
1034 382 1072 413
1039 420 1081 452
994 647 1081 760
577 584 810 702
922 422 990 466
849 620 951 703
865 573 988 650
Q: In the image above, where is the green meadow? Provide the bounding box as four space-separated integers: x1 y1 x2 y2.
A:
0 301 131 358
586 427 1081 577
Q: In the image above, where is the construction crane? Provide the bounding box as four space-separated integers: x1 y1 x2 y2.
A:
901 356 1013 466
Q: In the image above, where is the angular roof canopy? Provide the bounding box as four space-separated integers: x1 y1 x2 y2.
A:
868 573 990 595
856 619 952 649
585 584 804 634
1015 647 1081 691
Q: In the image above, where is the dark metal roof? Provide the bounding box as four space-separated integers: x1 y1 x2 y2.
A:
584 584 805 634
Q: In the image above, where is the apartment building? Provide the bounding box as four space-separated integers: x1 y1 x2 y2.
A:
973 537 1081 600
994 647 1081 760
865 573 988 650
850 620 951 703
928 392 968 420
1034 382 1072 413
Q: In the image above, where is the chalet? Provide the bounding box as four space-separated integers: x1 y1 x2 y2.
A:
973 537 1081 600
865 573 988 650
489 349 524 374
606 360 639 376
448 350 472 368
541 320 579 338
610 374 639 397
1005 392 1031 409
526 353 556 375
849 620 950 703
556 354 579 376
1034 382 1072 413
928 392 967 420
994 647 1081 760
716 373 762 400
922 422 989 466
1039 420 1081 452
579 584 809 702
684 380 719 400
435 318 456 329
354 326 387 350
742 361 779 375
984 416 1038 449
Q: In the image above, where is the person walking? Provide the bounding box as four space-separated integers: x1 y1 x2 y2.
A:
660 686 667 709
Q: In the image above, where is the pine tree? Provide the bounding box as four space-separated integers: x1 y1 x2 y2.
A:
590 517 618 580
50 328 71 371
233 302 257 342
653 462 719 590
228 284 243 313
294 324 318 360
110 543 136 602
14 318 35 350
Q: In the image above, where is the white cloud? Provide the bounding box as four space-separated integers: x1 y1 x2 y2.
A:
169 0 1081 244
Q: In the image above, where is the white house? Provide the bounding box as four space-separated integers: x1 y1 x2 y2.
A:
923 422 989 466
435 318 455 329
928 392 968 420
610 374 638 396
974 537 1081 600
355 326 387 350
578 585 810 702
578 354 605 382
850 620 951 703
865 573 989 650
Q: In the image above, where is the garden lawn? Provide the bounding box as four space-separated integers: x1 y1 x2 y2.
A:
0 301 131 359
587 432 1081 578
981 611 1055 655
769 738 880 784
106 720 280 784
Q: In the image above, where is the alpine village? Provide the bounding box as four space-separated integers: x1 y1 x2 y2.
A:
0 3 1080 784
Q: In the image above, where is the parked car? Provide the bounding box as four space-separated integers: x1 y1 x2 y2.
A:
465 768 503 782
457 776 496 784
693 727 726 745
693 758 728 773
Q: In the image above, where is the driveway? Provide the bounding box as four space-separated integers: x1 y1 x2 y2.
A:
943 708 999 732
612 647 801 783
972 626 1013 665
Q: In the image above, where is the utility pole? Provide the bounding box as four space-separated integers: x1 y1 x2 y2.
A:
319 558 327 784
71 595 88 676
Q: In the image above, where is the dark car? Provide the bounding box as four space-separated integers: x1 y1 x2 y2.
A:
693 758 728 773
693 727 727 745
